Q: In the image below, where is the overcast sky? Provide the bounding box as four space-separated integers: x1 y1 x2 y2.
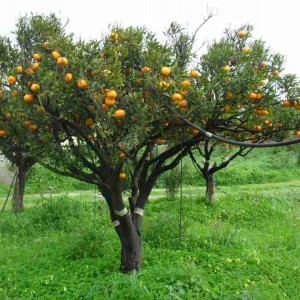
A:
0 0 299 76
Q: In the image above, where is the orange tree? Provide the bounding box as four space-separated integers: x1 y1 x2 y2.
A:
1 16 299 272
0 14 74 212
178 25 300 202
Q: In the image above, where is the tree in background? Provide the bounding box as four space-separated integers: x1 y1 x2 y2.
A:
0 15 299 272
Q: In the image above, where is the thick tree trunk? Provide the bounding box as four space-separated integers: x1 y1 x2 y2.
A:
12 166 26 213
118 214 142 273
205 173 217 204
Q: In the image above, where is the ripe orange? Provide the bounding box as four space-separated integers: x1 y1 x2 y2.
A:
23 120 31 127
106 90 117 99
179 90 188 97
64 73 73 83
224 105 231 112
8 76 16 84
29 125 38 131
26 68 34 75
30 84 41 92
254 125 262 131
0 90 2 98
294 130 300 136
33 53 41 61
295 104 300 110
105 97 115 106
87 135 94 141
171 93 182 102
31 63 39 71
192 129 199 135
190 70 200 78
114 109 126 118
282 100 290 107
248 92 257 100
42 41 49 48
256 93 263 101
0 130 7 137
119 152 126 158
52 51 61 60
85 118 94 126
24 94 34 103
119 172 126 179
181 80 191 89
161 67 172 76
156 138 164 145
5 112 12 119
57 57 68 67
16 66 23 73
179 100 188 108
237 31 248 38
273 70 279 76
226 91 233 99
158 81 169 91
264 120 270 126
110 32 119 41
141 66 151 73
242 47 251 54
77 79 88 89
222 65 230 72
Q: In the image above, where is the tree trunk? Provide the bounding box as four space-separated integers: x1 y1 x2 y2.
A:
118 213 142 273
206 173 217 204
12 166 26 213
298 144 300 165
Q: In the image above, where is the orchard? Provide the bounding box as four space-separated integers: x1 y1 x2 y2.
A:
0 14 299 273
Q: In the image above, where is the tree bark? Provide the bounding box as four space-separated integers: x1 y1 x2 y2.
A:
12 165 26 213
205 173 217 204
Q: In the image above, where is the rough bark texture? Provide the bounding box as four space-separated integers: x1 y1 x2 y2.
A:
12 166 26 213
206 173 217 204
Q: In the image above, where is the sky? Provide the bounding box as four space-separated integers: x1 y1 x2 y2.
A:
0 0 299 76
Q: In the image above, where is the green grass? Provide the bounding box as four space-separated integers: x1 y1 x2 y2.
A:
0 146 299 299
0 184 299 299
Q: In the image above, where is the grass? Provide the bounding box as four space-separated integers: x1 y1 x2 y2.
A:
0 146 299 299
0 183 299 299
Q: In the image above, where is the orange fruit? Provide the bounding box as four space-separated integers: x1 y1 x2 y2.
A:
141 66 151 73
222 65 230 72
273 70 279 76
155 138 164 145
5 112 12 119
110 32 119 41
26 68 34 75
0 130 7 137
114 109 126 118
254 125 262 131
179 90 188 97
242 47 251 54
42 41 49 48
171 93 182 102
295 104 300 110
119 172 126 179
105 98 115 106
226 92 233 99
179 100 188 108
8 76 16 84
282 100 290 107
248 92 257 100
85 118 94 126
106 90 117 99
256 93 263 100
29 125 38 131
158 81 169 91
33 53 41 61
11 90 18 97
57 57 68 67
181 80 191 89
119 152 126 158
224 105 231 112
64 73 73 83
294 130 300 136
24 94 34 103
77 79 88 89
190 70 199 78
23 121 31 127
161 67 172 76
31 63 39 71
87 135 94 141
192 129 199 135
237 31 248 38
30 84 41 92
52 51 61 60
16 66 23 73
0 90 2 97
